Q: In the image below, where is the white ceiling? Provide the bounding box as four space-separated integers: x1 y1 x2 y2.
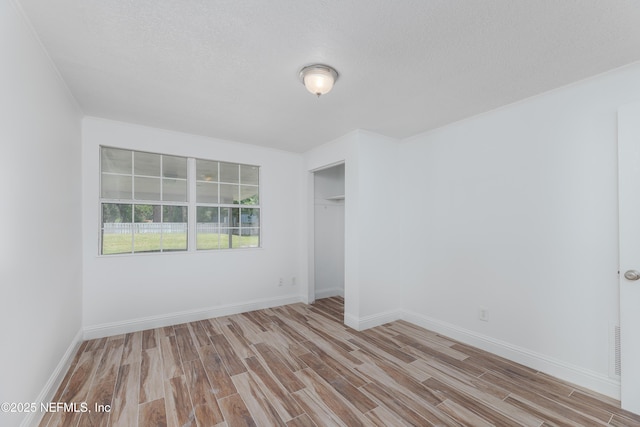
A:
18 0 640 152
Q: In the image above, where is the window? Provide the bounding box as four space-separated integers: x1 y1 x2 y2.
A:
100 147 260 255
195 160 260 249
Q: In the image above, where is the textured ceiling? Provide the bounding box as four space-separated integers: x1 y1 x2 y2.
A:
17 0 640 152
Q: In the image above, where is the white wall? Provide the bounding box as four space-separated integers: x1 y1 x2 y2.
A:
304 130 401 329
314 164 345 298
314 202 344 298
399 62 640 397
355 131 402 322
304 131 359 315
0 2 83 426
82 118 304 335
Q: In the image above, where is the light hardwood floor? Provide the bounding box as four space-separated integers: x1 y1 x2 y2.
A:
39 297 640 426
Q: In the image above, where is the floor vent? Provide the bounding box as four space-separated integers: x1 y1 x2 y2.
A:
610 323 621 379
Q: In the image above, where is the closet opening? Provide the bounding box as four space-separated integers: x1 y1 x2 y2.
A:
311 163 345 302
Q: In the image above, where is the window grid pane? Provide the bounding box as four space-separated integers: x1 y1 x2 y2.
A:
196 159 218 182
134 177 161 200
101 147 132 174
240 165 259 185
219 184 239 204
219 162 239 183
101 174 132 199
162 206 188 251
163 178 187 202
163 155 187 179
101 203 133 255
196 181 219 203
239 185 259 205
100 147 260 254
196 206 220 250
134 152 161 176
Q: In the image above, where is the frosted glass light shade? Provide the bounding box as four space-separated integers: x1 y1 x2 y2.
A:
299 64 338 97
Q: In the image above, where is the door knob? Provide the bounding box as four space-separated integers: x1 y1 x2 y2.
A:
624 270 640 281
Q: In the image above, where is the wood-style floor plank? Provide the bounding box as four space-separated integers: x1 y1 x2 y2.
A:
160 336 183 380
141 329 158 350
298 351 376 414
244 356 305 421
211 333 248 376
285 413 316 427
164 375 197 427
364 405 414 427
199 344 237 398
138 398 167 427
300 340 367 388
38 341 89 427
361 381 439 426
232 371 286 426
93 338 125 386
44 349 104 427
188 321 211 348
295 368 368 427
222 320 256 359
39 297 640 427
183 358 225 425
78 379 115 427
139 348 163 404
218 393 257 427
436 398 494 427
121 331 143 365
163 376 196 427
111 363 142 427
253 342 305 393
174 326 200 363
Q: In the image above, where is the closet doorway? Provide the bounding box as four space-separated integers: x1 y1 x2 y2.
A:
312 163 345 300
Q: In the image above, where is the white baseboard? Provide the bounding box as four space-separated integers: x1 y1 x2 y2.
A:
344 313 360 330
27 297 623 424
22 329 83 427
344 309 401 331
314 287 344 299
83 295 304 339
401 309 621 400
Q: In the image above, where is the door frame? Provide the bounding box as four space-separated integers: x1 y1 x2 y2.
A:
307 160 346 305
618 102 640 414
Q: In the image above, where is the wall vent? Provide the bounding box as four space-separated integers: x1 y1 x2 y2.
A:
610 323 621 379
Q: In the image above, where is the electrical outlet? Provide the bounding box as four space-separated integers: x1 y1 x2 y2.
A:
479 307 489 322
278 278 284 287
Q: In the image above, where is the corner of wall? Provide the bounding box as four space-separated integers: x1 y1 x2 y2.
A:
343 310 402 332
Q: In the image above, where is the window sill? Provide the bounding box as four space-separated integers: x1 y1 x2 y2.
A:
96 247 264 258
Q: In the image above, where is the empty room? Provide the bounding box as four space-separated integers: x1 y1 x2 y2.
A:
4 1 640 426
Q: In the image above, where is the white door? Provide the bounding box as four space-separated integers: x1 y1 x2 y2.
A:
618 102 640 414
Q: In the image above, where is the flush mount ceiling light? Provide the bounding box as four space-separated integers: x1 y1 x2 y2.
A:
299 64 339 97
